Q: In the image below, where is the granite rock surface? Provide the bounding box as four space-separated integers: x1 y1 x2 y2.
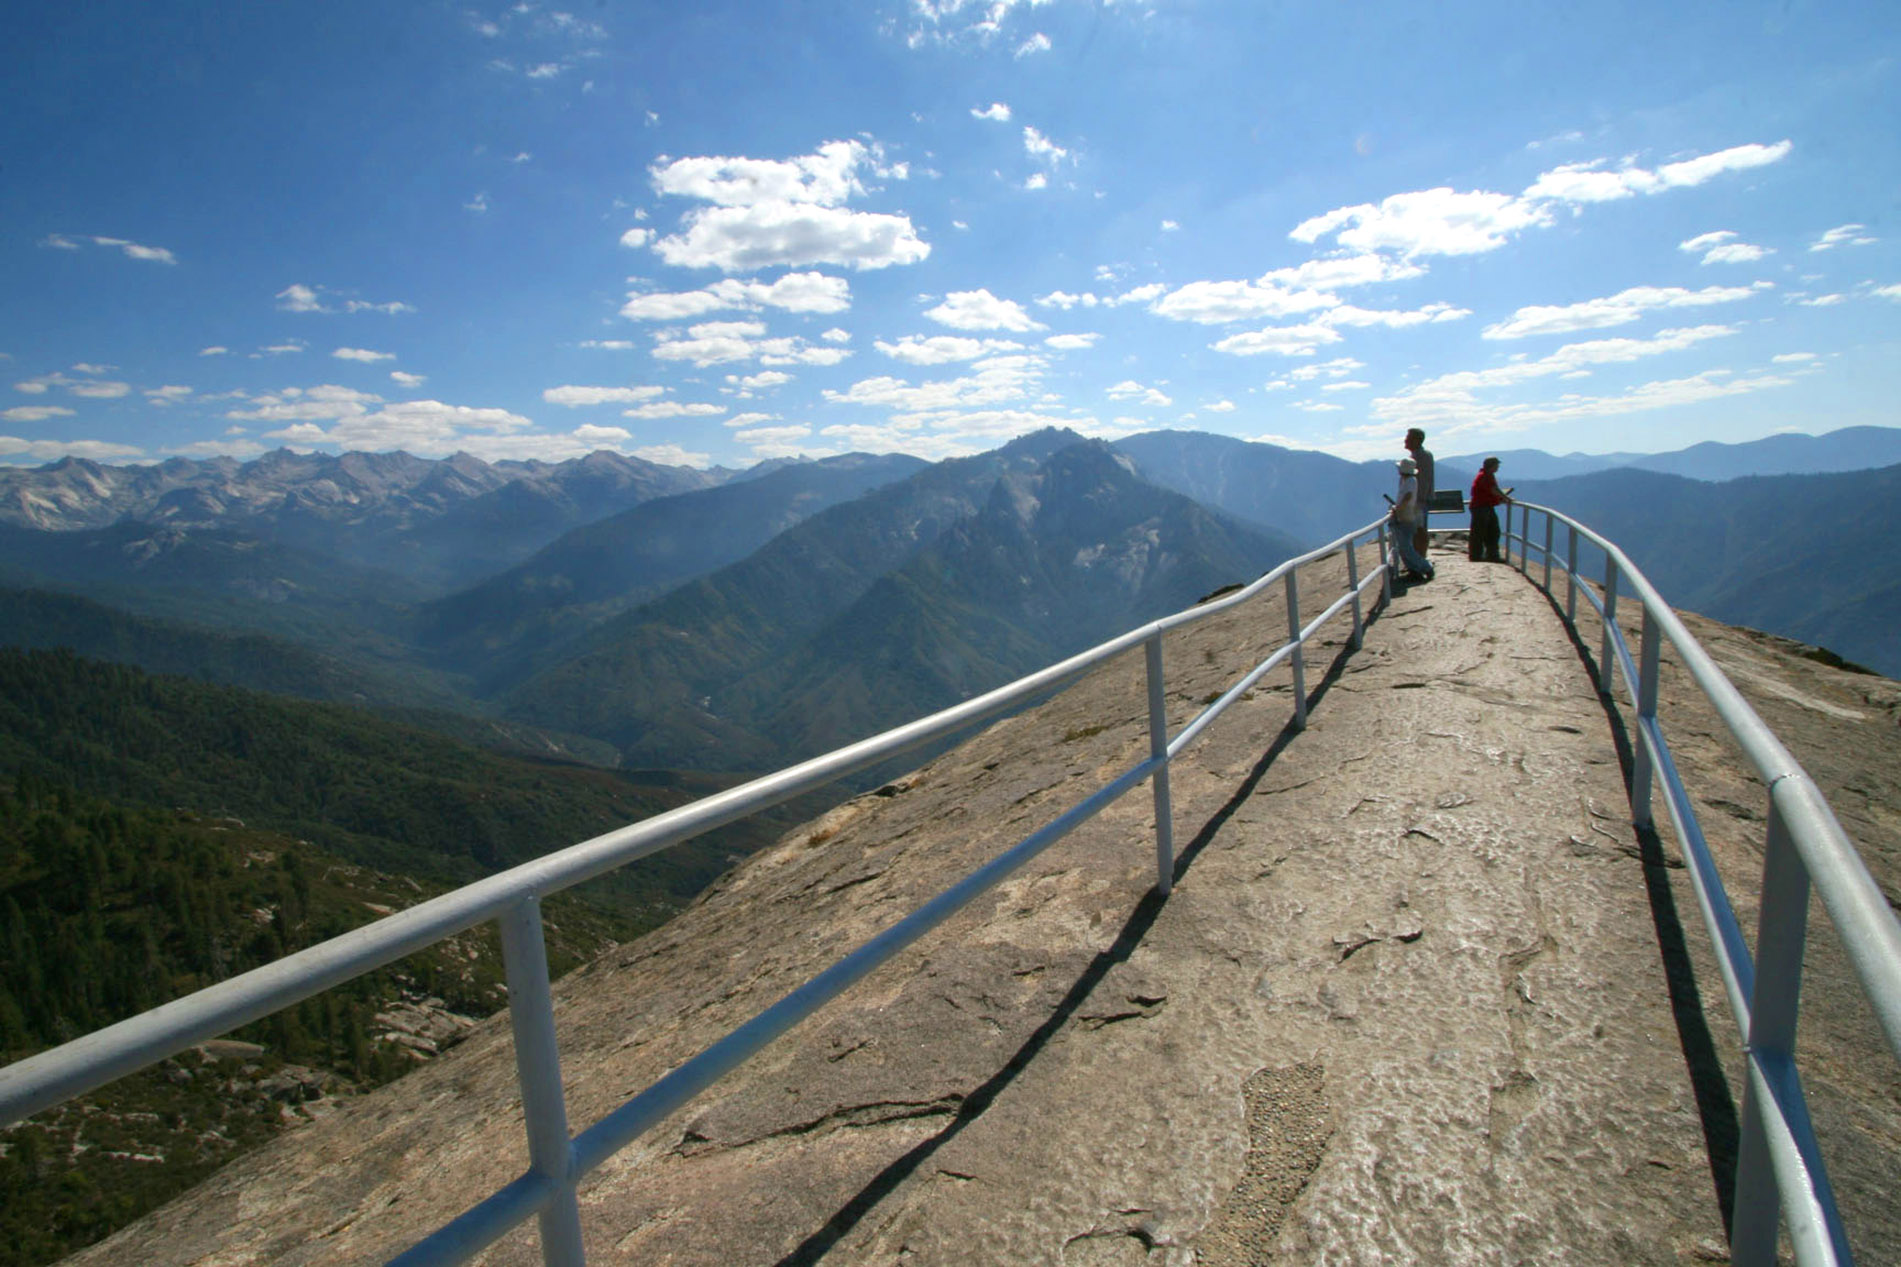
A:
66 545 1900 1265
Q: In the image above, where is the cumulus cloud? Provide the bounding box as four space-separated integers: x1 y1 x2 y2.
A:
621 271 851 321
1205 400 1236 413
1044 333 1099 351
144 385 192 404
2 405 76 423
261 399 535 455
651 320 854 369
332 347 396 362
971 102 1011 121
542 384 667 407
1483 282 1769 339
925 289 1045 332
875 334 1023 364
647 140 929 273
1023 126 1069 165
621 400 726 419
1210 324 1343 358
225 384 384 423
390 370 427 387
823 354 1048 425
1107 380 1172 407
619 227 654 249
727 370 792 394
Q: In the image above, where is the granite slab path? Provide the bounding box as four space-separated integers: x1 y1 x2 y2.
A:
72 551 1746 1265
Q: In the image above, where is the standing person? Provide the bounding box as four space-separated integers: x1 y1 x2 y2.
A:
1468 456 1511 562
1390 457 1434 582
1405 428 1435 561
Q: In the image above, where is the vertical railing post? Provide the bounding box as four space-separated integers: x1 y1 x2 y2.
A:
1517 505 1530 576
1378 522 1393 604
1730 799 1814 1267
500 898 586 1267
1285 569 1308 731
1565 523 1579 623
1542 514 1553 593
1630 609 1662 830
1144 633 1175 897
1598 553 1619 699
1346 533 1365 649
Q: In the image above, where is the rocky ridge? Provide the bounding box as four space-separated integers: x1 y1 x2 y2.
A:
63 547 1901 1264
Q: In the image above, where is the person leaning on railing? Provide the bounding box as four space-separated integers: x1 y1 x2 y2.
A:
1468 457 1512 562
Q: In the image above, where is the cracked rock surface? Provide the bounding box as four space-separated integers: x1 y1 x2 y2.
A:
68 547 1898 1265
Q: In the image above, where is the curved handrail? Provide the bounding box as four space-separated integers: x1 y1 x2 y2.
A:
1510 499 1900 1267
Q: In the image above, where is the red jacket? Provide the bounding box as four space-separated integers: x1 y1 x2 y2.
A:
1470 470 1508 509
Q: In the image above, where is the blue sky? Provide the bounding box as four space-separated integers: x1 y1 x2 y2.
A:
4 0 1898 469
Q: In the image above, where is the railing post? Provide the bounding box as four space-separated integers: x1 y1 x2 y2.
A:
1598 554 1619 698
1378 522 1393 604
1285 570 1308 731
1517 505 1530 576
1144 633 1175 897
1565 523 1579 623
1542 514 1553 593
1346 533 1364 649
1730 799 1811 1266
1630 609 1662 830
500 898 586 1267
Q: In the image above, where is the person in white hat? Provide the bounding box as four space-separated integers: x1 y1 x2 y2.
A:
1390 456 1434 582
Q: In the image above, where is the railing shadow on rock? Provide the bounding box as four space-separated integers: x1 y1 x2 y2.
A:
0 517 1402 1266
1507 500 1901 1267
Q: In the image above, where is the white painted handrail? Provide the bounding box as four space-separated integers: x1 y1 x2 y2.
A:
1508 501 1901 1267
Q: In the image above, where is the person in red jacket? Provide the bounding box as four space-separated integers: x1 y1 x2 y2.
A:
1468 456 1511 562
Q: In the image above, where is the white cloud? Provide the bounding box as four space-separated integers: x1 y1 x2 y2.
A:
925 288 1045 332
621 401 727 419
875 334 1022 364
277 283 327 313
631 443 713 467
820 327 851 343
1211 323 1343 358
1107 380 1172 407
619 227 654 249
1205 400 1236 413
1483 282 1768 339
1044 333 1099 351
390 370 427 387
580 339 638 350
728 370 792 392
1322 302 1469 329
1771 352 1818 363
226 384 384 423
1292 187 1551 258
971 103 1011 122
465 193 490 213
1678 230 1770 265
653 201 928 272
734 424 818 459
620 271 851 321
145 385 192 404
0 436 146 462
543 384 666 407
1289 358 1364 382
1023 172 1049 192
68 380 131 398
824 354 1048 422
332 347 396 363
1023 126 1068 165
1873 284 1901 301
572 424 632 445
2 405 76 423
262 399 534 454
1015 32 1051 57
1160 219 1179 232
89 236 177 263
1796 293 1847 307
1655 140 1793 188
1320 380 1370 392
1292 401 1344 412
1811 224 1877 252
199 346 229 356
650 320 850 369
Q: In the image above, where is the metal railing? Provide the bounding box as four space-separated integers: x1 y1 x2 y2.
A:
0 517 1399 1265
1506 501 1901 1267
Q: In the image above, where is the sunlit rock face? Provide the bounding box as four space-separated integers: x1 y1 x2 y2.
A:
65 550 1901 1266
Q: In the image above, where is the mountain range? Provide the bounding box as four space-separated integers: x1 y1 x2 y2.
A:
0 425 1895 780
